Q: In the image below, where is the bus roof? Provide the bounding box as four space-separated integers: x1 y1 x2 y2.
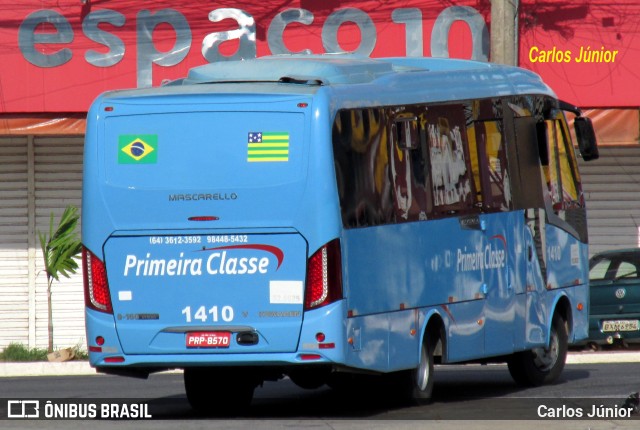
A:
98 55 557 108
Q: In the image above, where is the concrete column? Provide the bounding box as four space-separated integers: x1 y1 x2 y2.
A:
490 0 519 65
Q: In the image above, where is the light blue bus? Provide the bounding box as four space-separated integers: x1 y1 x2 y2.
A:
82 55 599 412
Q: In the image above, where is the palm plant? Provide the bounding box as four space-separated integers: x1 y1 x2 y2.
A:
38 205 82 353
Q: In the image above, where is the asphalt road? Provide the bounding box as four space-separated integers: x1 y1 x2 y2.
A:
1 360 640 429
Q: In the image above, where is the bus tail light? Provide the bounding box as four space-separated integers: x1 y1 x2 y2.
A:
82 247 113 314
304 239 342 310
298 354 322 361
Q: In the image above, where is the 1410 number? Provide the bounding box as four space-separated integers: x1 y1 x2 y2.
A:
181 305 234 323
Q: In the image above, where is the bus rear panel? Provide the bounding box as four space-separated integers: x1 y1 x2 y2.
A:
83 89 345 372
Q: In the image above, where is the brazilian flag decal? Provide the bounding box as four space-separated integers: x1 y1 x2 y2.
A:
247 132 289 162
118 135 158 164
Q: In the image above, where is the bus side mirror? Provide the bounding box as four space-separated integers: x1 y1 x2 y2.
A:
574 116 599 161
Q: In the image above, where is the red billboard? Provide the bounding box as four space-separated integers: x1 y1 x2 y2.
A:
519 1 640 108
0 0 637 112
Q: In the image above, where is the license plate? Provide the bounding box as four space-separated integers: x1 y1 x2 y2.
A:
602 320 639 332
186 332 231 348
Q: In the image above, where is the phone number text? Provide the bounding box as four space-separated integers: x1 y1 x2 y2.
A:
148 235 249 245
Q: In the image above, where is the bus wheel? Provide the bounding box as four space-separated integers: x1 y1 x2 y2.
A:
289 367 331 389
184 367 257 415
397 336 436 405
508 313 568 386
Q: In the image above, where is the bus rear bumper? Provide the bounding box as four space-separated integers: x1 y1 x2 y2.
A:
86 301 346 372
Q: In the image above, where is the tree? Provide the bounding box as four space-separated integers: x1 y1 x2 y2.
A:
38 205 82 353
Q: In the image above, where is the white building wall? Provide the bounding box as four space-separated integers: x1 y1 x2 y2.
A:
0 136 85 351
0 137 30 348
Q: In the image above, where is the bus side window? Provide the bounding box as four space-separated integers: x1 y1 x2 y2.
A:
332 108 394 228
556 117 582 208
424 105 476 217
473 120 512 212
541 118 583 212
390 117 429 221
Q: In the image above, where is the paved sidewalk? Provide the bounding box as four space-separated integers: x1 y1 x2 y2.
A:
0 360 95 377
567 349 640 364
1 351 639 377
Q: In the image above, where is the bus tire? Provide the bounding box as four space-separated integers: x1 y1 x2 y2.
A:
396 335 436 405
508 313 568 386
415 338 435 403
184 367 257 415
289 367 331 389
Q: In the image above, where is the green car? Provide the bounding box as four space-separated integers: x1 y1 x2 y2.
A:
586 248 640 347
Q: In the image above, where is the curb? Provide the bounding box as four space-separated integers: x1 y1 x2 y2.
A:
566 350 640 364
0 361 96 377
2 352 640 377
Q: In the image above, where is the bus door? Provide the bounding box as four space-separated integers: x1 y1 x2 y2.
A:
539 116 588 289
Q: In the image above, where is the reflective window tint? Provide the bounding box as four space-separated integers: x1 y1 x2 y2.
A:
423 105 476 217
542 117 583 211
390 115 430 222
333 108 393 228
332 96 583 229
473 120 511 211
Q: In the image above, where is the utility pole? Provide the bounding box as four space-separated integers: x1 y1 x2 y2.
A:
490 0 519 65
